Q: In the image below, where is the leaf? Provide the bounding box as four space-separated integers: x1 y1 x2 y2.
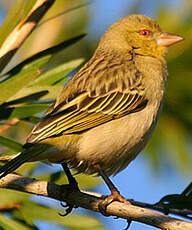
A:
0 0 23 47
36 171 101 189
16 162 39 177
0 214 30 230
0 0 38 46
19 201 105 230
74 173 102 189
0 69 40 104
4 34 86 77
0 189 30 205
7 85 62 103
8 104 50 120
22 116 41 124
20 55 51 73
4 91 49 106
30 59 84 86
20 0 37 19
0 103 49 121
0 135 23 152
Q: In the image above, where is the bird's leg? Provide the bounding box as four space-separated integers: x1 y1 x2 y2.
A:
61 163 79 190
94 164 131 215
60 163 79 216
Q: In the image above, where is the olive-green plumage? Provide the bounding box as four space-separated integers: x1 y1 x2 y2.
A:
0 14 183 179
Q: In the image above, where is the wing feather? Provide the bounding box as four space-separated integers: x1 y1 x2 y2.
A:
26 58 148 143
28 90 147 143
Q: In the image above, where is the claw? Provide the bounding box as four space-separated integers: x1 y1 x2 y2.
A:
59 202 74 216
60 202 68 208
59 183 79 216
123 219 132 230
98 200 111 216
58 164 80 216
98 189 131 216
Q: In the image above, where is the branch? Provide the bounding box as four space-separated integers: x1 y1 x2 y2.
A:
0 0 55 72
131 200 192 221
0 174 191 230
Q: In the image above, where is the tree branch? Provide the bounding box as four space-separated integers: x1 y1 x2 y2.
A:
0 0 55 72
0 174 191 230
131 200 192 221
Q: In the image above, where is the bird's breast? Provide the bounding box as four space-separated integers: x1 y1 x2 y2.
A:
75 99 163 176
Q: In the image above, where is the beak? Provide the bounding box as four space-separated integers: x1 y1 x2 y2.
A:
156 32 184 47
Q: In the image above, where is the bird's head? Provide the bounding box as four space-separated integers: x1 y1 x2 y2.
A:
101 14 183 61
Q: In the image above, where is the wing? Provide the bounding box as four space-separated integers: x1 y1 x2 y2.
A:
27 53 148 143
27 90 147 143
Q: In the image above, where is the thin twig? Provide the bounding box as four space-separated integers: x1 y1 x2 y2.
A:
0 174 191 230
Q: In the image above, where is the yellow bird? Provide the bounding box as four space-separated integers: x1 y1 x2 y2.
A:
0 14 183 211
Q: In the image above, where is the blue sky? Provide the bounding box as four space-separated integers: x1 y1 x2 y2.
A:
0 1 190 230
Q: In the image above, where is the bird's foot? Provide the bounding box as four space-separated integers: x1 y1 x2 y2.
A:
59 182 80 216
124 219 132 230
98 189 131 216
59 201 78 217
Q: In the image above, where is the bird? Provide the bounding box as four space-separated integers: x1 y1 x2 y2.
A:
0 14 183 212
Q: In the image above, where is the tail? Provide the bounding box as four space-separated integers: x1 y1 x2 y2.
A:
0 151 32 179
0 143 51 179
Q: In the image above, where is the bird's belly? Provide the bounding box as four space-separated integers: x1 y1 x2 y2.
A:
75 103 160 176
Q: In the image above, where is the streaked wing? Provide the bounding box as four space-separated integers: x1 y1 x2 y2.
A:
27 91 147 143
27 51 148 143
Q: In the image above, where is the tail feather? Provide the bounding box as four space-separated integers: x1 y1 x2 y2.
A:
0 151 32 179
0 143 53 179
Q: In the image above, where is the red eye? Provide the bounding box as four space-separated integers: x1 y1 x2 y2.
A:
139 29 150 37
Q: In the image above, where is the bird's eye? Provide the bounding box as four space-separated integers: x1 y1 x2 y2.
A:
139 29 150 37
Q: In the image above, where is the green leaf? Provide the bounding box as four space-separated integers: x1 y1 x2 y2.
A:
21 55 51 72
4 34 86 77
0 0 23 47
20 0 37 19
9 104 50 120
0 135 23 152
74 173 102 189
16 161 39 177
0 189 30 205
0 69 40 104
37 171 101 189
20 201 105 230
4 91 49 106
30 58 84 86
22 116 41 124
0 103 49 121
7 85 62 103
0 214 31 230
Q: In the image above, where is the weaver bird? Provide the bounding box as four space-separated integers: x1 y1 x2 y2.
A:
0 14 183 212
